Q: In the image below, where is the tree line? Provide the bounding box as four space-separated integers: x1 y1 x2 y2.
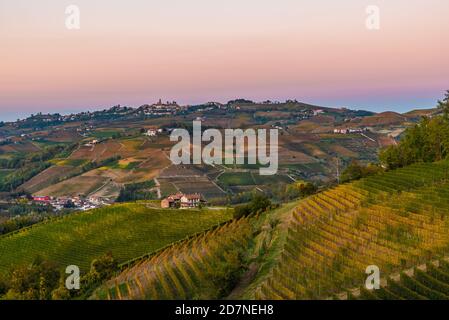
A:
380 91 449 169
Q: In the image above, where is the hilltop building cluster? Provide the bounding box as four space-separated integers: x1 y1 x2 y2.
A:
138 99 187 116
161 193 205 209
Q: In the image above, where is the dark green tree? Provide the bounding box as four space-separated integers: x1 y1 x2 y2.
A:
437 90 449 118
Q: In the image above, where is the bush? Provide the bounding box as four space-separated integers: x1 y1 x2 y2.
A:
267 181 317 202
233 204 252 219
233 194 272 219
117 180 157 202
0 276 8 296
341 161 383 183
4 257 60 300
209 248 246 299
51 252 119 300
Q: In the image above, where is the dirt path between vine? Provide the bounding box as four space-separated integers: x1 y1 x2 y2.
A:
226 262 259 299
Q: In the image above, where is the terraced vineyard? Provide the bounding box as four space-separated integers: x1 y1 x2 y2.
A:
5 160 449 300
248 161 449 299
0 204 232 275
93 216 254 300
348 258 449 300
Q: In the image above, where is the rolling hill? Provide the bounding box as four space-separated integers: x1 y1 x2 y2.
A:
0 204 232 275
93 215 254 300
90 160 449 300
251 161 449 299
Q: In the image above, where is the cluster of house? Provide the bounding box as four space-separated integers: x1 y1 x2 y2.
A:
76 125 95 137
14 113 77 124
161 193 205 209
143 127 164 137
193 102 226 112
333 127 369 134
0 137 12 145
84 139 99 147
32 195 112 211
138 99 187 116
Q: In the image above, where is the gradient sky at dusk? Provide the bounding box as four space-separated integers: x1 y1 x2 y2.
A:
1 0 448 121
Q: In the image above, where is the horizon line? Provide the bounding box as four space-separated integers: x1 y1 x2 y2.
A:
0 98 439 124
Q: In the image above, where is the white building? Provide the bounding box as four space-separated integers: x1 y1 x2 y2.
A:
144 129 157 137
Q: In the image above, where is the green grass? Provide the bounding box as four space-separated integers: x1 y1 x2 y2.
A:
32 140 68 148
0 169 12 180
52 159 88 167
0 204 233 275
89 130 122 139
0 154 14 160
160 181 178 197
252 174 293 185
111 161 142 170
218 172 255 186
241 202 298 299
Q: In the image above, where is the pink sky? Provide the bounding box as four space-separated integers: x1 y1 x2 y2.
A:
1 0 448 120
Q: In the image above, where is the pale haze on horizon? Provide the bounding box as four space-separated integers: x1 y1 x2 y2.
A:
1 0 448 121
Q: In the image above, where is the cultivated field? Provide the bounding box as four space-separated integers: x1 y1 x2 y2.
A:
0 169 12 180
91 161 449 300
20 165 80 194
250 161 449 299
36 175 109 197
93 215 253 300
0 205 233 275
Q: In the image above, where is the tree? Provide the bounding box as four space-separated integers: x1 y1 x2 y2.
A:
233 204 252 219
341 161 363 182
4 257 60 300
379 92 449 170
283 181 317 200
341 161 382 182
379 145 404 170
379 110 449 169
438 90 449 118
233 194 272 219
86 252 118 284
249 194 272 214
51 252 119 300
0 275 8 296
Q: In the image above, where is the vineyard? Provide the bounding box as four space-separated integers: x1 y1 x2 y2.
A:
88 161 449 300
93 216 254 300
0 204 232 275
4 160 449 300
347 257 449 300
246 161 449 299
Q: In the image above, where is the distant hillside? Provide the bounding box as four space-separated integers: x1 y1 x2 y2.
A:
404 108 440 118
0 98 421 201
354 111 409 127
